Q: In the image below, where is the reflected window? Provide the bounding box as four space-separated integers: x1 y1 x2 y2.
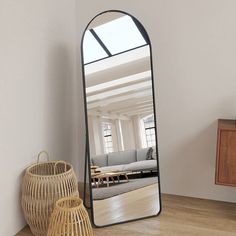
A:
143 115 156 147
102 122 113 153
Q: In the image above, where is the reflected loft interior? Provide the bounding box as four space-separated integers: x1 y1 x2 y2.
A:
82 11 161 226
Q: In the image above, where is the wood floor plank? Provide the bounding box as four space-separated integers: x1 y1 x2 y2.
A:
16 194 236 236
93 183 160 225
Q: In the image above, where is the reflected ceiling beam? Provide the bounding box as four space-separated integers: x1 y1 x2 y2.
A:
109 100 154 111
85 58 150 88
88 104 153 116
87 81 152 102
86 71 151 95
129 111 154 118
124 107 154 116
87 76 150 97
136 99 153 105
87 111 130 121
101 97 153 111
112 104 154 114
87 90 152 109
85 46 150 76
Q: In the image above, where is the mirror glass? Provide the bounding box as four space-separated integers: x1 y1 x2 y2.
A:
82 11 161 226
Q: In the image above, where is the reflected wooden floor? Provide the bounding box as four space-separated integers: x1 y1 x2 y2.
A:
93 183 160 226
17 194 236 236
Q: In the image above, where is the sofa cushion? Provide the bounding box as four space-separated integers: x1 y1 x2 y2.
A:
136 148 149 162
108 150 136 166
124 160 157 172
91 154 108 167
96 165 126 173
146 147 154 160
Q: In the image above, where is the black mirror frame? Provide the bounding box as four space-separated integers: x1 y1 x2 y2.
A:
80 9 162 228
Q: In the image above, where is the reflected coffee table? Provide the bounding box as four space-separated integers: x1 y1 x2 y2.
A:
91 171 129 188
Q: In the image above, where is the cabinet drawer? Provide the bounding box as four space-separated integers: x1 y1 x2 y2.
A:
216 130 236 186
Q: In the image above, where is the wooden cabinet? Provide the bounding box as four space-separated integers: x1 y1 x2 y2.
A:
215 119 236 187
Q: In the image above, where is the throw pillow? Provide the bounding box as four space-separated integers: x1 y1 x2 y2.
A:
146 147 154 160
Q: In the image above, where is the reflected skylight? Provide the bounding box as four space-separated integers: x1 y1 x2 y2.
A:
94 15 147 55
83 31 108 64
83 15 147 64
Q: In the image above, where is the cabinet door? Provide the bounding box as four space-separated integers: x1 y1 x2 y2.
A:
218 130 236 185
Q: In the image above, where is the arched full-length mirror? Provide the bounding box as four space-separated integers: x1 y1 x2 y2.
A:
81 10 161 227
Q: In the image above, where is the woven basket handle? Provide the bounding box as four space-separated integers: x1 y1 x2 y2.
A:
37 150 49 163
54 161 67 175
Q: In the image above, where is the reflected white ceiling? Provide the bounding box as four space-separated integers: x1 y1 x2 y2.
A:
84 15 154 120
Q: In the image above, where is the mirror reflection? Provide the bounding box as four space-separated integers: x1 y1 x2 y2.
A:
82 11 161 226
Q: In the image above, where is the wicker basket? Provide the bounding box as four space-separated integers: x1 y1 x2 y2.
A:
47 196 93 236
21 151 79 236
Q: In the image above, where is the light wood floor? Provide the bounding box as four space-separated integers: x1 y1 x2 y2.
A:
93 183 160 226
16 194 236 236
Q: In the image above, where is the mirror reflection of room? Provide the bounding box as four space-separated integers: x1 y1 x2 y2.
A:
82 11 160 226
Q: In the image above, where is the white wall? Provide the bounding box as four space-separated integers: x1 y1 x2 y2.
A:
76 0 236 203
0 0 77 235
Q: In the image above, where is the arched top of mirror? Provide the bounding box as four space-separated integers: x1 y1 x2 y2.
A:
82 11 151 66
82 11 153 98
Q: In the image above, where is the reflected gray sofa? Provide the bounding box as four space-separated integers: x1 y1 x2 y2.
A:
91 147 157 173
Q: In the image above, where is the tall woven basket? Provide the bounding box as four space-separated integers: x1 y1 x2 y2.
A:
47 196 93 236
21 151 79 236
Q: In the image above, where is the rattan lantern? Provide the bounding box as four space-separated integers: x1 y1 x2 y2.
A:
21 151 79 236
47 196 93 236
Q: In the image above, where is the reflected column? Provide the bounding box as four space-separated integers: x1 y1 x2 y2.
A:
88 115 104 155
115 119 124 152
